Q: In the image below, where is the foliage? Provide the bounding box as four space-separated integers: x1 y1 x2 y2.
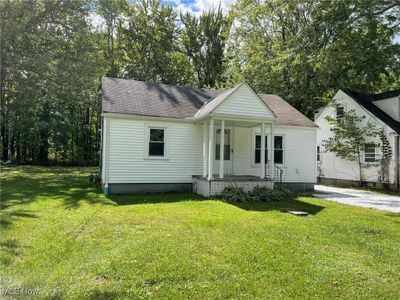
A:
0 0 103 164
227 0 400 117
122 0 181 83
180 6 233 87
0 0 231 164
216 185 294 203
248 185 295 202
378 130 393 183
216 185 248 203
1 0 399 165
323 107 378 185
1 166 400 298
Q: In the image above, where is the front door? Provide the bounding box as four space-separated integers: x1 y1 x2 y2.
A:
214 128 233 174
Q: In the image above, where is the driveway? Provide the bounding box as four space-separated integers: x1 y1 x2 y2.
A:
313 185 400 213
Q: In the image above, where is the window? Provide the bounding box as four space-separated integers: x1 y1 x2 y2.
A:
215 129 231 160
254 135 284 164
317 146 321 162
336 106 345 120
364 143 376 162
148 128 165 157
274 136 284 164
254 135 268 164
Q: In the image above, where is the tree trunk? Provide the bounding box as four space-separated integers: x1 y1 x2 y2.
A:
357 155 363 187
39 103 50 163
1 123 8 161
39 128 49 163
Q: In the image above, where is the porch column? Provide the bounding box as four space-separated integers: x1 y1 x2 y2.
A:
269 123 275 178
219 119 225 179
203 121 208 178
260 123 266 178
208 119 214 180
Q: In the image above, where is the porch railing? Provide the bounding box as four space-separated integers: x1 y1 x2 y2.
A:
265 164 283 184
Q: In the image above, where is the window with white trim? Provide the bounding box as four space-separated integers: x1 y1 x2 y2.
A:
254 135 284 164
274 136 284 164
215 129 231 160
317 146 321 162
254 135 268 164
364 143 376 162
148 128 165 157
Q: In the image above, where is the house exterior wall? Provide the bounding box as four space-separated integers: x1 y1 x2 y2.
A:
231 126 317 183
104 115 317 190
315 90 397 185
107 117 203 184
213 84 275 118
372 97 400 121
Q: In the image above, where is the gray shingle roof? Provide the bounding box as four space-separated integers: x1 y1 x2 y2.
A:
102 77 317 127
258 94 317 127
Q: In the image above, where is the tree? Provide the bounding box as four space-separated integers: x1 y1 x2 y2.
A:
378 130 392 183
97 0 127 77
227 0 400 117
323 108 378 186
122 0 177 83
180 6 232 88
0 0 102 164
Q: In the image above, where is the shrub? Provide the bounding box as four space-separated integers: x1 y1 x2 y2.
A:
215 185 295 203
216 186 248 203
248 185 295 202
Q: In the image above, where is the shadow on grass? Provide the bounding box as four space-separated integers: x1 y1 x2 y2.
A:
109 192 204 205
108 193 325 215
385 212 400 224
0 238 26 266
0 209 38 230
1 166 115 228
1 170 114 210
228 197 325 215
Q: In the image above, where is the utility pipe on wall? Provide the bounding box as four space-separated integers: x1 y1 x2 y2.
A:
395 134 399 190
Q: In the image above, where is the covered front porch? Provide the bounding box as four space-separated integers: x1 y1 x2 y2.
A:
193 116 282 196
193 175 275 197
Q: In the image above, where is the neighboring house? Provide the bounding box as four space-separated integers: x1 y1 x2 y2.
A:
315 89 400 189
101 78 318 196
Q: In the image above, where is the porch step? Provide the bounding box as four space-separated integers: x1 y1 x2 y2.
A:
280 208 308 216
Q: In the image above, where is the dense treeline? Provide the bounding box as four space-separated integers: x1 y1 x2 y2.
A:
1 0 399 165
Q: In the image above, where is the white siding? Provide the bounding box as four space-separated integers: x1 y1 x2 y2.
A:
373 97 400 121
315 90 397 184
232 126 317 183
213 84 275 118
108 117 203 183
106 116 317 184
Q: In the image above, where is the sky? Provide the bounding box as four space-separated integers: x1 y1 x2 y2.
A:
91 0 232 29
161 0 232 15
93 0 400 44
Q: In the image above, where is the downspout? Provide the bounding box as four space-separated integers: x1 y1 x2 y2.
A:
395 134 399 190
102 116 109 196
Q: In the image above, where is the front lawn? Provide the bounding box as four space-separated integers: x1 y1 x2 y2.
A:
1 166 400 299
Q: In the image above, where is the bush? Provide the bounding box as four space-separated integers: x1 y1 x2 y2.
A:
249 185 295 202
215 185 295 203
216 186 248 203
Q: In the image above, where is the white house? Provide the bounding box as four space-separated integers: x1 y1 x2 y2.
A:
315 89 400 189
101 78 318 196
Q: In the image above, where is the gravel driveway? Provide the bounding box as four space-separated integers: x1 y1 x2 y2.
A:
313 185 400 213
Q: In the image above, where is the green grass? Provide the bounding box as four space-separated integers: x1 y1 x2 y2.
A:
1 166 400 299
